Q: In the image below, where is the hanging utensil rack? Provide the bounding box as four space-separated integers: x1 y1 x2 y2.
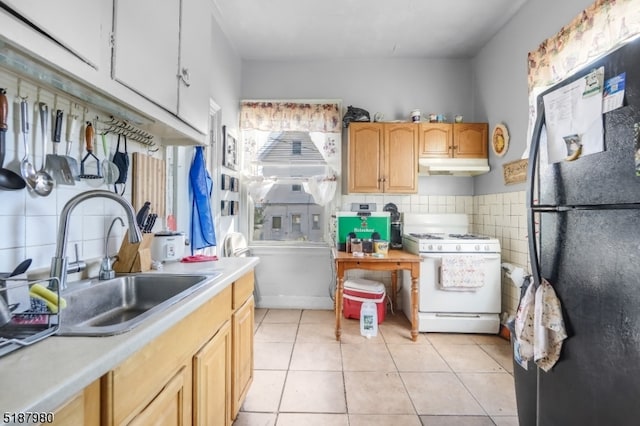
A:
100 116 156 149
0 277 61 358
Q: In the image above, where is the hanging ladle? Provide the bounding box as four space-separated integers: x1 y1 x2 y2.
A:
31 102 54 196
19 98 37 190
0 89 26 190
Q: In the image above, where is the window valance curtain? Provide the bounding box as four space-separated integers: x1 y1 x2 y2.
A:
240 101 341 206
525 0 640 156
240 102 341 133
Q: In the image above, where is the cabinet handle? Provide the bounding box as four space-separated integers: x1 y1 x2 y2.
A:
178 67 191 87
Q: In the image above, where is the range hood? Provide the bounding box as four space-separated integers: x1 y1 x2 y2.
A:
418 158 490 176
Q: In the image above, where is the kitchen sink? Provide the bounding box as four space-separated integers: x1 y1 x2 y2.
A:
57 273 221 336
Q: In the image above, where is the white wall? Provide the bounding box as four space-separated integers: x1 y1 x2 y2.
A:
472 0 597 195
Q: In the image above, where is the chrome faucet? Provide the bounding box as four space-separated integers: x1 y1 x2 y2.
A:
50 190 142 291
99 217 125 280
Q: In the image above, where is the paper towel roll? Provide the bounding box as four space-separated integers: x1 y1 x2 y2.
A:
501 262 526 287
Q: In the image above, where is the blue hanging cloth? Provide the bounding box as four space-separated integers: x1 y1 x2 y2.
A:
189 146 216 254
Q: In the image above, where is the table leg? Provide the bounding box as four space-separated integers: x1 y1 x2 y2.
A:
391 270 398 311
411 268 419 342
335 269 344 341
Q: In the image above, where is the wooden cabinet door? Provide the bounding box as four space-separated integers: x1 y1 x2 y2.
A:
112 0 180 113
419 123 453 158
51 380 100 426
232 295 255 419
384 123 418 193
348 123 384 193
453 123 488 158
129 367 188 426
194 320 232 426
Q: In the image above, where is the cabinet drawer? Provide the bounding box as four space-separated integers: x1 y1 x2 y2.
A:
233 271 255 309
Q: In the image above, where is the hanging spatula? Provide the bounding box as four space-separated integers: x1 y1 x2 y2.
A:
45 109 74 185
64 113 80 180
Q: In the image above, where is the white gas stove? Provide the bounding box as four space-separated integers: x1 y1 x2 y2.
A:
400 214 502 334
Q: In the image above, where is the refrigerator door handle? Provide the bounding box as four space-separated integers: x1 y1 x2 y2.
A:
526 100 546 288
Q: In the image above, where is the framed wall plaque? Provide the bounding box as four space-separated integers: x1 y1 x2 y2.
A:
222 126 238 170
503 158 528 185
492 123 509 157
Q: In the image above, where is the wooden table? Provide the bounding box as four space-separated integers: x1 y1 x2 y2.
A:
332 248 421 341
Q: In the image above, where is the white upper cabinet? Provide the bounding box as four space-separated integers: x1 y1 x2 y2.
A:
112 0 181 114
112 0 211 134
177 0 212 134
2 0 111 70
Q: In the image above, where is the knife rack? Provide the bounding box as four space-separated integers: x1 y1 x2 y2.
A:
112 231 154 273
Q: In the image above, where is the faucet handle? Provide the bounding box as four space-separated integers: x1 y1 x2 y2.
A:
67 243 86 274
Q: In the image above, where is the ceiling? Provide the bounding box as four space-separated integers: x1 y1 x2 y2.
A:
211 0 529 60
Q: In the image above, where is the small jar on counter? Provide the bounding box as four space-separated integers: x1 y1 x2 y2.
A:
362 238 374 254
346 232 357 253
350 238 363 253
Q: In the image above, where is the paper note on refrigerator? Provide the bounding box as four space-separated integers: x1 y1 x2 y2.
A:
602 72 626 113
543 67 605 163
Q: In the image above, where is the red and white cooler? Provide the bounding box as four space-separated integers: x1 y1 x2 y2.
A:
343 278 387 324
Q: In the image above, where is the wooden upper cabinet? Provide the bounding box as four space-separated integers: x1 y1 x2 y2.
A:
419 123 488 159
453 123 488 158
419 123 452 157
348 123 384 193
348 122 417 194
384 123 418 193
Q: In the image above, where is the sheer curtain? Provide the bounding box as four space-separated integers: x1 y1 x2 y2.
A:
525 0 640 156
240 101 341 206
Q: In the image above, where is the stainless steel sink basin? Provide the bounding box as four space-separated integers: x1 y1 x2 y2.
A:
57 273 221 336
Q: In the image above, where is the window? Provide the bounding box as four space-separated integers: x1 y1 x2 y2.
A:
292 140 302 155
272 216 282 230
241 101 341 244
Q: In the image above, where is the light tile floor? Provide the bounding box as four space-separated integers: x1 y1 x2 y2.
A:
234 309 518 426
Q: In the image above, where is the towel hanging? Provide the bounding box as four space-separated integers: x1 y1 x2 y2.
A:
189 146 216 254
534 278 567 372
440 256 485 290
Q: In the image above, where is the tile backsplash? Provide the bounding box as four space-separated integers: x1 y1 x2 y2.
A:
0 70 165 275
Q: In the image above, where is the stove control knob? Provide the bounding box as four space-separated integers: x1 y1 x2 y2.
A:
456 245 461 251
474 244 480 251
427 244 433 251
484 245 490 251
437 245 443 251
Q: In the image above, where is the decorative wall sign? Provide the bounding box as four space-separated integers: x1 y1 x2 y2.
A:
503 158 528 185
222 125 238 170
492 123 509 157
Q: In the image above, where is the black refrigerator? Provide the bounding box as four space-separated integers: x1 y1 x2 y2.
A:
523 35 640 426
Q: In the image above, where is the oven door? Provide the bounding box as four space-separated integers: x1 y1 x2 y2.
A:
418 252 501 313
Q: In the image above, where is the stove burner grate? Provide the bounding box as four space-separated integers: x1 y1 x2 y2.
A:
408 233 444 239
448 234 490 240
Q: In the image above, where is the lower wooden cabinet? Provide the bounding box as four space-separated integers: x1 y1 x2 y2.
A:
51 380 101 426
232 295 255 419
129 368 188 426
74 270 256 426
193 320 232 426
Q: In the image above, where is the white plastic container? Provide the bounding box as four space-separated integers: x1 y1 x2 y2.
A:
360 300 378 338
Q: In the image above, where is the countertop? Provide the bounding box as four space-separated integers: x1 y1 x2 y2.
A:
0 256 259 418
